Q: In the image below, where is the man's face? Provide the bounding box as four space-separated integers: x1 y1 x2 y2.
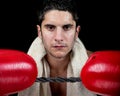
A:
38 10 80 59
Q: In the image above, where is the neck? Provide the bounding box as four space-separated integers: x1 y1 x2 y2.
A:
45 53 71 72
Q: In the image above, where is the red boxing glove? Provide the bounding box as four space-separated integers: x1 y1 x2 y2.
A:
81 50 120 96
0 49 38 96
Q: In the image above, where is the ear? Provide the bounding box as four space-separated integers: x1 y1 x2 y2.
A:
37 25 42 38
75 25 81 39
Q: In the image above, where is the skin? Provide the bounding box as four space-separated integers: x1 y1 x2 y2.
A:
37 10 80 96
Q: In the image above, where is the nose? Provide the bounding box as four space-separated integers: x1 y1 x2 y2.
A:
54 27 63 42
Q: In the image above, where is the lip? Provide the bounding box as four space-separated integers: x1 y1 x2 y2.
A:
54 46 64 47
53 46 65 49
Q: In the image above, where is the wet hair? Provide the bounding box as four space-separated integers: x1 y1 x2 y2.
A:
37 0 79 26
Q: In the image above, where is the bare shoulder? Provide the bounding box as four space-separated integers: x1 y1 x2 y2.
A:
86 50 93 57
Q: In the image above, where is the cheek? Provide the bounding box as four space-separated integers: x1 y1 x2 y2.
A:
42 33 53 48
42 31 54 40
66 32 76 41
66 33 76 47
42 36 50 45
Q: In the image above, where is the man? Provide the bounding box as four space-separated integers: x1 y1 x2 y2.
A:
18 0 96 96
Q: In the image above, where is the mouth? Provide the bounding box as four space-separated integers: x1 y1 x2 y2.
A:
53 45 66 49
54 45 65 48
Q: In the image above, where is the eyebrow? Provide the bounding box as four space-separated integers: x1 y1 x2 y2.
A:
44 24 74 27
62 24 73 27
44 24 55 27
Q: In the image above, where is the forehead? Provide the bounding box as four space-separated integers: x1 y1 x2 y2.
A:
42 10 75 25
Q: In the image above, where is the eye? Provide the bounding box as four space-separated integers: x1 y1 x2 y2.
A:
63 24 73 31
45 25 56 31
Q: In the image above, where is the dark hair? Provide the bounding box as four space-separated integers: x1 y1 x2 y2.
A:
37 0 79 26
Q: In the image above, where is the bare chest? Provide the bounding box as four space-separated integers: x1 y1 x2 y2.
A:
50 70 67 96
50 82 66 96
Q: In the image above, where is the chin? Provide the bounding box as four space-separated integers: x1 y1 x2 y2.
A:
52 52 67 59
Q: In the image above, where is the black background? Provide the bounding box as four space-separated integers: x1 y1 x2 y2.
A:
0 0 120 53
0 0 119 96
